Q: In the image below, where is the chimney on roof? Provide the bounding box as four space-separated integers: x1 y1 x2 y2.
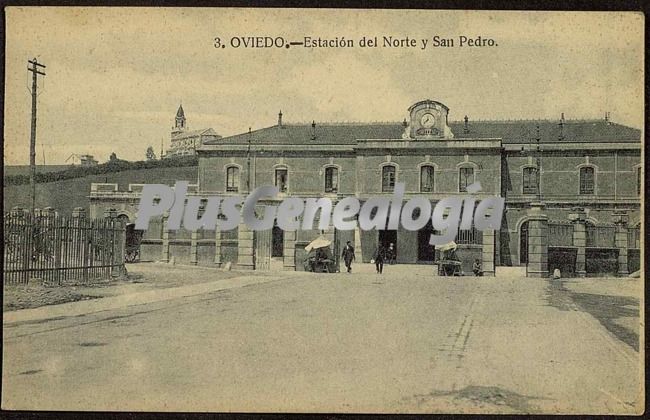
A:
402 118 408 128
311 120 316 140
278 110 283 127
605 112 611 123
558 113 565 140
463 115 469 134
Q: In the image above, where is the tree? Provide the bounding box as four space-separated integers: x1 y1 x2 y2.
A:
146 146 156 161
109 152 118 162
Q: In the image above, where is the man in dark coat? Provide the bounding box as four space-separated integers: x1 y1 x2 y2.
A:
341 241 355 273
372 244 387 274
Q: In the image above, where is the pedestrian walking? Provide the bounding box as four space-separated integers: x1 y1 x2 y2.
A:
387 242 397 265
372 243 387 274
341 241 355 273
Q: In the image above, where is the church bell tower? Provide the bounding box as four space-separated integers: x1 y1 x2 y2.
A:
173 104 186 135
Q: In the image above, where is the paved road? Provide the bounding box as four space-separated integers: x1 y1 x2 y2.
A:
2 266 642 414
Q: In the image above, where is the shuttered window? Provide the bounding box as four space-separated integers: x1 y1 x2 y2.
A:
325 167 339 193
382 166 396 192
420 165 435 192
522 167 538 194
579 167 594 194
459 167 474 192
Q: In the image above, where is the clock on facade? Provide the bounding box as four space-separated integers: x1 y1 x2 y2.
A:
420 112 436 128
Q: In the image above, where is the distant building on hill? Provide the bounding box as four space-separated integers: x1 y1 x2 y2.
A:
164 105 221 158
79 155 98 166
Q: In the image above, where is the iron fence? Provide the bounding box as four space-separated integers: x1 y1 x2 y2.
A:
3 213 126 285
456 227 482 245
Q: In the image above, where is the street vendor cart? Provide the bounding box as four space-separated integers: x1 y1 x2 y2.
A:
303 236 337 273
435 241 463 276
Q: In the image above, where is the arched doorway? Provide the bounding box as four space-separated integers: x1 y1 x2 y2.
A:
519 221 529 265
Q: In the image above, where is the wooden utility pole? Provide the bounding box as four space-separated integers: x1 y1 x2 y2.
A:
247 127 252 193
28 58 46 213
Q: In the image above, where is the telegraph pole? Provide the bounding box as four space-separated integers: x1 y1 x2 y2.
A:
535 124 542 202
247 127 252 193
28 58 46 213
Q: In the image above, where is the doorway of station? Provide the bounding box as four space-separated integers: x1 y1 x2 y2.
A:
378 230 397 249
272 225 284 257
417 220 436 262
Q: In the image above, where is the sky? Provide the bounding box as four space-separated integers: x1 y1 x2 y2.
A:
4 8 644 165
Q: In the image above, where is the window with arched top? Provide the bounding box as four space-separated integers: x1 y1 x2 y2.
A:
382 165 396 192
579 166 595 195
458 166 475 192
324 166 339 193
420 165 435 193
226 166 240 192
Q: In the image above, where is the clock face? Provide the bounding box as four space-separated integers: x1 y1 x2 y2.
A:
420 113 436 128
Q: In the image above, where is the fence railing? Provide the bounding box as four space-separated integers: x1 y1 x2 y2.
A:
456 227 482 245
4 213 126 285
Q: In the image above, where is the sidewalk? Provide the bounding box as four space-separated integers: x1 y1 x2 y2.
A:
3 271 285 325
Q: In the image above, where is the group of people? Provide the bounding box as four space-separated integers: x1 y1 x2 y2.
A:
341 241 483 276
341 241 397 274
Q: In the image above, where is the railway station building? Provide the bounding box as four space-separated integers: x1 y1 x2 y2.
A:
90 100 642 277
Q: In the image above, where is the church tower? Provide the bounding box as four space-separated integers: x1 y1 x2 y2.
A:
172 104 186 135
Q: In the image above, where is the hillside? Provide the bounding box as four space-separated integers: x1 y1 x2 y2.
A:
4 165 72 177
3 166 198 216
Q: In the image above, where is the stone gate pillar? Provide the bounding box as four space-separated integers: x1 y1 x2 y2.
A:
482 229 495 276
237 221 255 270
526 202 548 278
613 211 629 276
569 207 587 278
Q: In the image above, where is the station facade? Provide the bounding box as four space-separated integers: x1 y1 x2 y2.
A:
90 100 642 277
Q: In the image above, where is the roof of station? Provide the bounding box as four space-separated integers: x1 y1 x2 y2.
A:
201 119 641 146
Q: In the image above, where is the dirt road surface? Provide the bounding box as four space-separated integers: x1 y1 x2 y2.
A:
2 264 642 414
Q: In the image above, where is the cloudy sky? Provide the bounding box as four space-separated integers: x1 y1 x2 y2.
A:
4 8 643 165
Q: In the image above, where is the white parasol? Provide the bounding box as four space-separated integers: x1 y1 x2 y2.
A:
438 241 457 252
305 236 332 252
